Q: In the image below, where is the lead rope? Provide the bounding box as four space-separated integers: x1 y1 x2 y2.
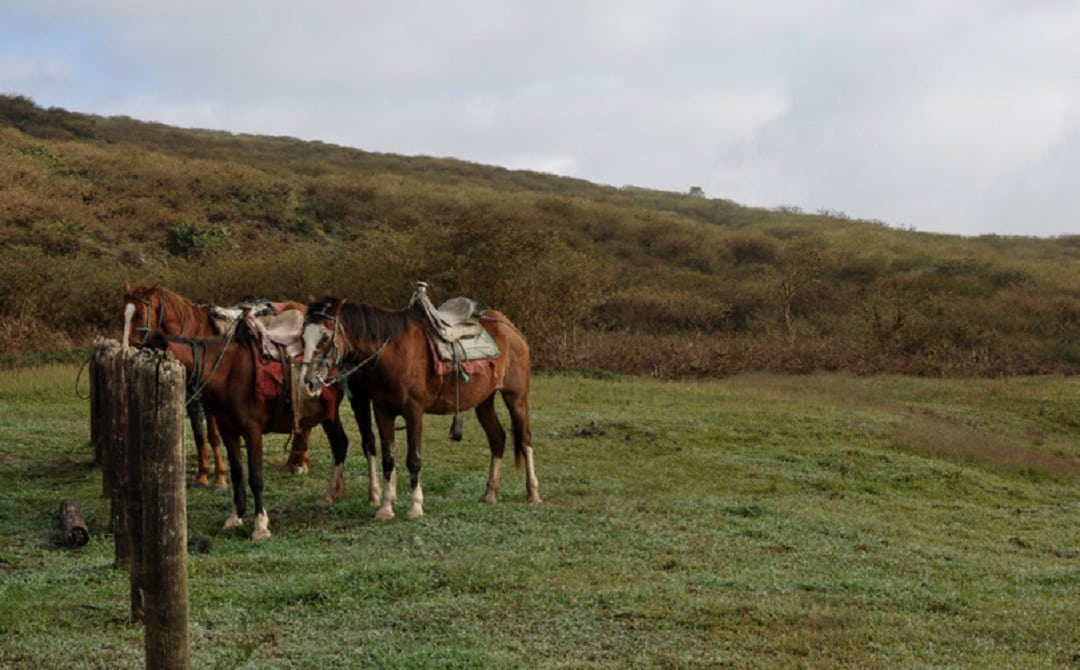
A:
450 342 464 440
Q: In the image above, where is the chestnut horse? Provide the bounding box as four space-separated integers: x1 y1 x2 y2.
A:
122 282 311 484
146 319 350 539
298 295 541 520
123 282 228 488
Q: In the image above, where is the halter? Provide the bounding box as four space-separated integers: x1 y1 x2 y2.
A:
305 310 389 391
129 292 192 339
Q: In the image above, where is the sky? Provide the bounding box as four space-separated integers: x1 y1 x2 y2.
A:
2 1 1079 237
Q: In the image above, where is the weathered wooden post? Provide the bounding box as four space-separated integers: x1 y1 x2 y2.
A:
90 339 134 568
125 352 146 622
95 339 190 667
58 498 91 548
130 348 190 669
91 338 127 499
90 341 104 468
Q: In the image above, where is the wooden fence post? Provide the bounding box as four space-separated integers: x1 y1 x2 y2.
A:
125 351 146 622
94 340 190 668
90 340 134 569
91 339 127 499
131 349 190 669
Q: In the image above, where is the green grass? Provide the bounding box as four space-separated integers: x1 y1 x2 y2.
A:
1 366 1078 668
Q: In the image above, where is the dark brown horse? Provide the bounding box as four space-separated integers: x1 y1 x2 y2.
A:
146 318 350 539
298 294 541 520
122 282 312 484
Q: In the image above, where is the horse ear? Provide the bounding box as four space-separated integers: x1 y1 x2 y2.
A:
332 298 346 313
123 281 131 293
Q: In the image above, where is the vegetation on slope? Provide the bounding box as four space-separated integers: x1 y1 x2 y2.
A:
3 94 1080 376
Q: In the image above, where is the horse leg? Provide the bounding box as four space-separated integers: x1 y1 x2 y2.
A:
347 384 381 506
222 433 246 530
502 390 542 503
403 405 425 519
474 395 507 503
373 406 398 521
318 418 349 506
283 430 310 475
207 412 228 490
188 404 210 488
247 432 271 540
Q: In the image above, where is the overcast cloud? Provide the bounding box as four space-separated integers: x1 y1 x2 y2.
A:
2 1 1078 237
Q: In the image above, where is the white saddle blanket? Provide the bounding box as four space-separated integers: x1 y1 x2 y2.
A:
432 330 500 362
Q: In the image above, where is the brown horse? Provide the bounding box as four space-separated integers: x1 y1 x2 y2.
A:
298 294 541 520
146 318 350 539
122 282 312 484
123 282 227 488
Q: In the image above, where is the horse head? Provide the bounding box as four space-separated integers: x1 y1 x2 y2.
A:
299 297 347 398
123 282 162 348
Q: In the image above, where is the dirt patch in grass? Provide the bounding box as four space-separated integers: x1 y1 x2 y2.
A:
893 409 1080 479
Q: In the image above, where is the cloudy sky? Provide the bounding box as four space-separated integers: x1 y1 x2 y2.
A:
3 1 1078 237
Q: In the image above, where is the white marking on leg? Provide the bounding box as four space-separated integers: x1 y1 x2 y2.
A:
481 456 503 503
367 455 382 507
375 470 397 520
223 507 243 530
408 480 424 518
524 446 542 503
319 462 345 506
251 511 271 540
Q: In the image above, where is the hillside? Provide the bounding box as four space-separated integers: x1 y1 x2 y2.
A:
3 93 1080 376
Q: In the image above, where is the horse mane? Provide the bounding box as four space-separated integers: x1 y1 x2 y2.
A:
308 296 417 344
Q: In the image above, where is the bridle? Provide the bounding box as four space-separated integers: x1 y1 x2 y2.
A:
127 293 192 340
303 310 389 390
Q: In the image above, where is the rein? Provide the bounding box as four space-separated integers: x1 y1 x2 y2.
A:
307 310 390 391
182 328 237 405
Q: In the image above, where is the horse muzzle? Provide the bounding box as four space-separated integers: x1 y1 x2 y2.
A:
298 367 324 398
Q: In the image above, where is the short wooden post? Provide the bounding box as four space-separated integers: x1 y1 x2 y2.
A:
131 349 190 669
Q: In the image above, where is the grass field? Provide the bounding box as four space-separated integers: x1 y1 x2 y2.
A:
0 365 1077 668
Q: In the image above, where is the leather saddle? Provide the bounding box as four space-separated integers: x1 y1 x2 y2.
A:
413 285 500 362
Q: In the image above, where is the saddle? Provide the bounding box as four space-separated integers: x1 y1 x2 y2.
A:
210 300 305 361
240 311 331 434
413 283 500 366
247 310 305 361
412 282 501 441
210 298 290 337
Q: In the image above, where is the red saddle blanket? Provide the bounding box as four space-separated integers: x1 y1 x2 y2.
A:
254 354 340 422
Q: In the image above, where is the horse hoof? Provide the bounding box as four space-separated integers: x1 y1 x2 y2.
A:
479 494 497 504
223 516 243 531
213 484 228 492
192 480 209 489
374 508 395 521
407 506 424 519
527 495 544 504
251 529 272 541
317 496 334 507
